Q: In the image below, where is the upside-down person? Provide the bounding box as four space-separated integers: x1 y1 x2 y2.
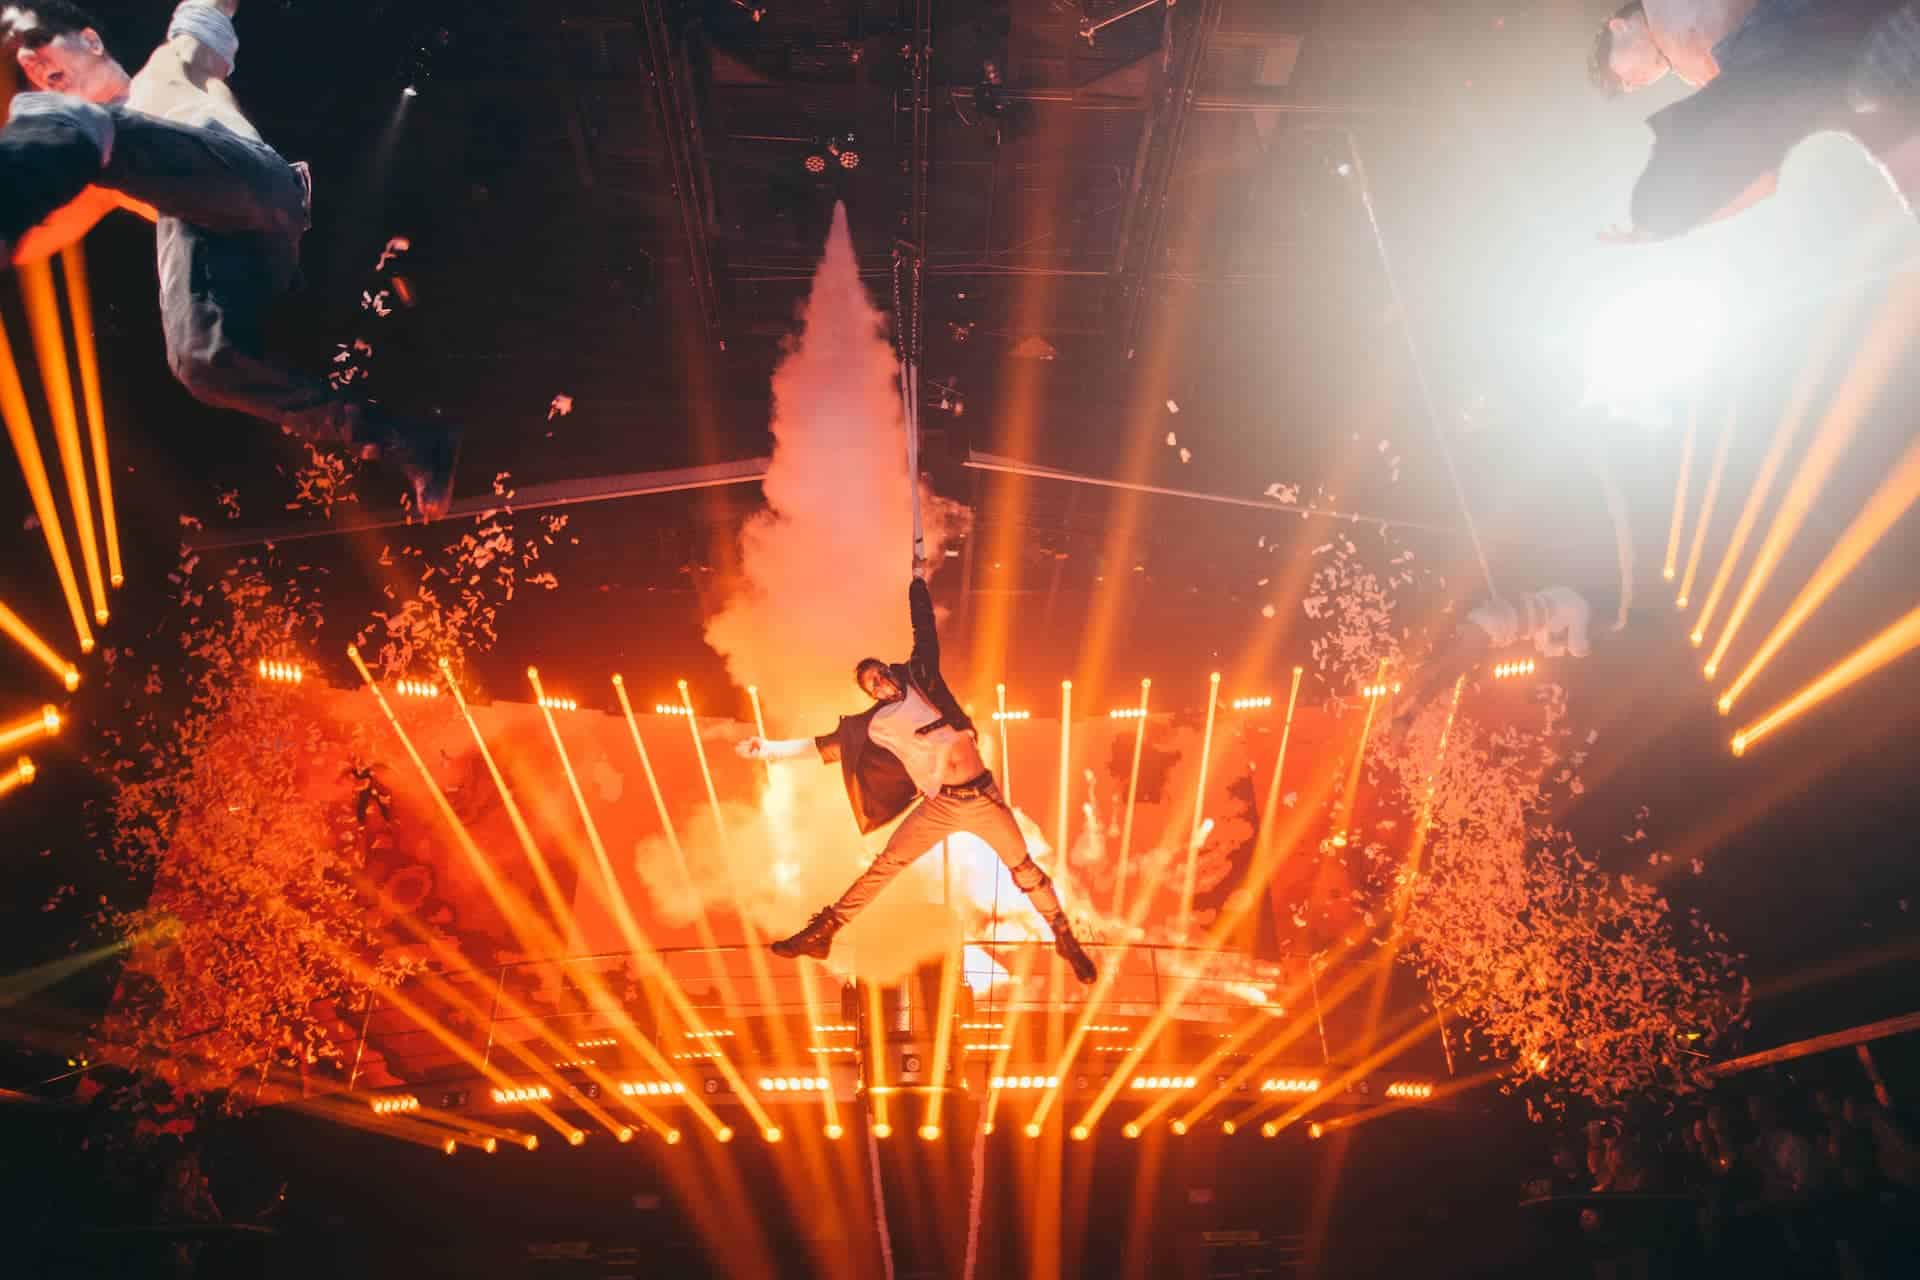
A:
0 2 458 515
736 559 1098 985
1393 587 1605 732
1588 0 1920 241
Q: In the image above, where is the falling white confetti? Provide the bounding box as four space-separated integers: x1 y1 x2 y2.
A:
1178 448 1191 464
1166 400 1180 414
1165 431 1178 447
548 395 574 421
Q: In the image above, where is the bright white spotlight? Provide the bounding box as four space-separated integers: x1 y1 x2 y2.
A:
1584 280 1723 419
402 85 419 99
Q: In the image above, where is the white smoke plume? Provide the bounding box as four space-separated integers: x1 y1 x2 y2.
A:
706 203 968 732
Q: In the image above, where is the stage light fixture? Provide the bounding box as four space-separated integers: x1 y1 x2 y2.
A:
653 703 693 716
402 84 418 98
804 153 827 174
1230 696 1273 710
666 1130 682 1145
1170 1120 1188 1136
1493 659 1535 680
873 1123 893 1139
919 1125 940 1141
1108 706 1147 719
370 1093 420 1116
442 1138 457 1156
1123 1122 1141 1139
491 1085 554 1105
1262 1123 1278 1138
1385 1081 1434 1100
617 1127 634 1143
824 1123 844 1140
538 694 578 712
1222 1121 1237 1136
394 677 440 699
716 1127 735 1143
1585 279 1724 414
567 1130 586 1146
1309 1122 1325 1140
0 705 59 753
523 1135 539 1151
1024 1123 1042 1138
991 709 1030 721
483 1137 498 1154
1069 1125 1089 1141
256 659 303 686
763 1126 783 1143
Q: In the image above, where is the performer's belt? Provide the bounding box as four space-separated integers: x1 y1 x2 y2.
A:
940 770 997 800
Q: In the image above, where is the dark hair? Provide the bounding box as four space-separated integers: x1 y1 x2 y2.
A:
854 657 889 687
1 2 105 50
1588 1 1645 99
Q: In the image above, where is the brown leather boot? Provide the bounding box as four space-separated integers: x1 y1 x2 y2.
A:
771 906 848 961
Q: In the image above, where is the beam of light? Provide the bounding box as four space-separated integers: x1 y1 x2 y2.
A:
1663 404 1697 582
791 963 844 1136
923 936 966 1137
1676 401 1734 610
1309 1065 1506 1138
1113 678 1151 918
0 704 59 754
995 682 1014 805
289 1095 495 1151
864 979 891 1139
354 874 665 1143
1055 680 1073 906
0 314 92 652
1732 603 1920 757
981 942 1047 1134
0 599 78 690
439 659 577 944
1584 279 1724 412
1174 939 1394 1130
1691 391 1810 648
1178 672 1223 939
348 650 734 1138
611 675 740 1009
1074 757 1350 1135
677 679 745 921
1708 283 1919 679
1240 1003 1438 1133
1721 434 1920 714
1332 661 1389 844
59 247 120 589
525 667 774 1135
0 921 156 1007
19 259 108 627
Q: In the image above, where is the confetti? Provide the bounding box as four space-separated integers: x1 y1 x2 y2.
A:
548 394 575 421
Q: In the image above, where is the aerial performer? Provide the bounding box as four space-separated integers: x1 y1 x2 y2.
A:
0 2 458 515
1587 0 1920 241
736 553 1099 985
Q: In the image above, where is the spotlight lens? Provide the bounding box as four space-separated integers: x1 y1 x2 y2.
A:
1123 1123 1140 1139
1024 1123 1041 1138
825 1124 844 1140
568 1130 586 1146
919 1125 940 1141
716 1127 735 1143
1586 280 1724 414
666 1130 682 1145
873 1123 893 1139
764 1127 783 1143
1070 1126 1089 1141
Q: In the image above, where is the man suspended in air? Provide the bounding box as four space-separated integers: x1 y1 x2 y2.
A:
737 557 1099 985
0 2 457 515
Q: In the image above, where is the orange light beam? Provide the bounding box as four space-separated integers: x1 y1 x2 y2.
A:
1055 680 1073 905
0 755 37 800
0 704 60 754
526 667 773 1133
1178 672 1223 939
793 963 843 1134
20 259 107 626
611 675 739 1007
1663 404 1697 583
1074 762 1350 1134
1691 392 1809 647
349 649 730 1136
1243 1005 1438 1133
439 659 577 945
995 682 1014 805
1676 402 1734 610
526 671 771 1128
0 599 78 690
924 932 966 1136
1311 1065 1505 1137
864 979 891 1138
60 246 120 589
1176 939 1392 1129
1113 678 1151 918
1721 435 1920 714
1708 287 1920 680
677 679 747 932
1732 602 1920 757
1333 661 1388 841
0 314 91 652
981 941 1045 1134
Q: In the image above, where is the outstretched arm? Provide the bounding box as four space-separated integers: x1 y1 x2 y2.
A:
735 736 826 764
164 1 242 85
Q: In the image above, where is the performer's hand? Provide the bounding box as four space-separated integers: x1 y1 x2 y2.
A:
734 737 765 760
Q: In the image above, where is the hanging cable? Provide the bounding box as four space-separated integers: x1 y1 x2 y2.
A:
1345 130 1497 601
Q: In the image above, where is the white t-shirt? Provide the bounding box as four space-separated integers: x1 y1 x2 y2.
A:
867 685 969 797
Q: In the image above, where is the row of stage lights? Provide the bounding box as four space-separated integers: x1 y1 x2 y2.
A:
370 1094 420 1115
619 1081 688 1097
1260 1077 1322 1094
1131 1075 1199 1091
1385 1081 1435 1099
538 694 579 712
393 677 440 699
491 1085 552 1105
991 1075 1059 1090
0 703 57 797
1492 659 1535 680
756 1077 828 1092
1360 682 1402 699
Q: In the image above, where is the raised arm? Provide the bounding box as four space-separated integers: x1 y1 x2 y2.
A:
906 571 939 685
